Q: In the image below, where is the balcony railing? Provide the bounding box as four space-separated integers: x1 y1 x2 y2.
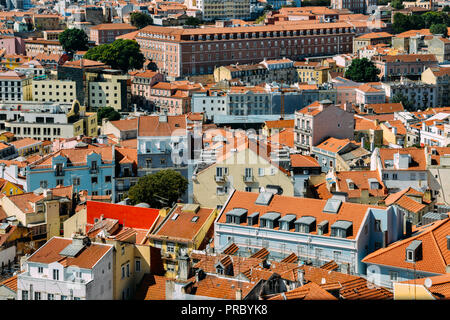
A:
214 175 226 183
243 175 254 183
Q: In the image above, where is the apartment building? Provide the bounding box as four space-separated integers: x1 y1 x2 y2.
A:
382 79 438 110
89 23 137 45
0 101 97 140
353 32 393 54
215 190 405 275
137 114 193 202
0 186 75 243
0 71 32 102
193 137 294 208
370 147 428 193
201 0 251 21
32 80 77 104
421 66 450 107
24 38 64 57
372 54 438 81
148 203 218 278
86 71 130 111
331 0 376 13
136 21 372 79
26 145 115 197
17 235 114 300
294 100 354 154
214 58 298 85
130 70 165 109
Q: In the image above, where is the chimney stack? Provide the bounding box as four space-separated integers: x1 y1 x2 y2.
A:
235 288 242 300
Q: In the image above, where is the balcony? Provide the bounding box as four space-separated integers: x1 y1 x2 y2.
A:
214 175 226 183
243 175 254 183
295 126 312 135
54 170 64 177
89 168 99 174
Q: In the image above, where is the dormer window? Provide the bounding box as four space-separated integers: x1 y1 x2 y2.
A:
295 216 316 233
330 220 353 238
279 215 296 231
406 240 422 262
225 208 247 224
260 212 281 229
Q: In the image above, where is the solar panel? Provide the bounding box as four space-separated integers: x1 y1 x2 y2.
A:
323 199 342 214
255 192 274 206
59 244 84 257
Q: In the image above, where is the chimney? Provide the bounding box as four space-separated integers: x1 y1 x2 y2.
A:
43 189 53 200
235 288 242 300
297 268 305 286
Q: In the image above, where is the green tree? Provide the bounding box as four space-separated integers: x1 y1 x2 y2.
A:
391 0 404 9
128 169 188 208
444 5 450 12
84 39 144 72
344 58 380 82
430 23 448 37
59 28 89 54
185 16 202 26
130 12 153 29
391 93 415 110
97 106 120 124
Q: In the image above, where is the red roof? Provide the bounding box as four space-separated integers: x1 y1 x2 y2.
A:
86 201 159 230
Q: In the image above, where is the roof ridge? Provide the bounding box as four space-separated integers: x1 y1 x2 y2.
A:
430 221 449 268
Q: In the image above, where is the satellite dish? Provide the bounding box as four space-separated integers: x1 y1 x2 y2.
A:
424 278 433 288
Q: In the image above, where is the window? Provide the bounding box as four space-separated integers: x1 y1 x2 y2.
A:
53 269 59 280
374 219 381 232
121 246 125 255
22 290 28 300
126 263 130 277
105 176 111 183
135 259 141 272
392 173 398 180
91 177 98 184
38 266 43 273
56 179 64 186
167 242 175 253
34 292 41 300
40 180 48 188
245 187 252 192
61 295 67 300
389 271 398 282
121 265 125 279
48 293 54 300
258 168 264 176
72 177 80 186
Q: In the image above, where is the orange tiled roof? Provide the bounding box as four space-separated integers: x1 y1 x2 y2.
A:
90 23 136 30
400 274 450 299
138 114 186 137
268 128 294 148
150 204 215 242
0 275 17 292
267 282 337 300
27 237 112 269
365 103 404 114
134 274 168 300
379 148 426 171
335 170 386 199
190 274 259 300
110 118 137 132
265 119 294 129
362 218 450 274
218 190 385 240
10 138 42 149
290 154 320 168
314 137 351 153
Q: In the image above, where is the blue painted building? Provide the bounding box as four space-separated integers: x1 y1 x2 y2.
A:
362 218 450 289
26 144 115 198
214 190 405 276
137 114 194 203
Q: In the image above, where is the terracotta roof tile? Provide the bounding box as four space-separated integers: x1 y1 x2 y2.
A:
27 237 112 269
134 274 167 300
268 282 338 300
362 218 450 274
0 275 17 292
290 154 320 167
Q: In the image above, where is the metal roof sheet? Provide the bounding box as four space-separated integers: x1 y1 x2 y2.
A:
261 211 281 220
331 220 353 230
295 216 316 225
